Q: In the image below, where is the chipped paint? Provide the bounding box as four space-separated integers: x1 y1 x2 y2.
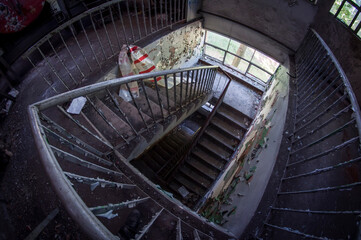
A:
199 64 290 234
143 21 204 70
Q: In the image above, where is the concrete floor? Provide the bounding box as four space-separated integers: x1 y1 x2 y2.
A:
212 71 261 119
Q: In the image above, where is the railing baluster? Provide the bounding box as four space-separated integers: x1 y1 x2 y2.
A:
109 6 122 50
164 75 171 113
26 56 58 93
89 13 107 59
117 2 130 47
153 77 165 120
141 0 148 35
185 70 189 104
37 47 70 90
173 72 177 110
125 82 152 129
134 0 142 38
148 0 153 32
126 0 136 42
79 19 101 68
107 89 139 136
46 39 76 84
154 0 158 30
160 0 164 28
68 25 93 72
179 71 183 109
140 81 156 122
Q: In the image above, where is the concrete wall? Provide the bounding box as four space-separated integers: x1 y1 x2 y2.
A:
201 0 318 64
200 63 290 236
145 21 204 70
101 21 204 81
311 1 361 107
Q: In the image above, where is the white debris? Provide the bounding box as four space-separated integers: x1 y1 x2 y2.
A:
67 96 87 114
90 182 100 191
94 210 118 219
178 186 190 198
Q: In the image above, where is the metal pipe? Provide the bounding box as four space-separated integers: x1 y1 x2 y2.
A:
148 0 153 32
179 71 183 109
278 181 361 195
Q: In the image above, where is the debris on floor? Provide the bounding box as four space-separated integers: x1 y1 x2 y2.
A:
66 96 87 114
24 208 59 240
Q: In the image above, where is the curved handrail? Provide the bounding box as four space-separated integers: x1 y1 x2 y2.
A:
310 28 361 142
28 65 219 240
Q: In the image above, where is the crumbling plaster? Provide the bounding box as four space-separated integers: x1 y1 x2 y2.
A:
145 21 204 70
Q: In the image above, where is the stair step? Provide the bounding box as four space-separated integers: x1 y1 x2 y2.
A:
179 165 213 189
148 150 167 166
205 127 238 151
132 158 158 181
192 148 225 170
186 157 220 180
173 174 205 196
218 103 252 124
159 140 178 154
198 136 232 159
154 144 172 160
142 154 162 172
104 91 153 131
134 94 167 121
94 98 134 138
216 111 249 132
211 116 243 140
184 161 217 181
143 85 175 114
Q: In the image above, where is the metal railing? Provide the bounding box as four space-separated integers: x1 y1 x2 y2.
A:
260 29 361 239
23 0 188 94
28 66 224 239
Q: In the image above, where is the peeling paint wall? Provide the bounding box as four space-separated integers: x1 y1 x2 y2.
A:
144 21 204 70
200 63 290 235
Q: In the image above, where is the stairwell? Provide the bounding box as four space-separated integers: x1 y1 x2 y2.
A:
2 0 361 239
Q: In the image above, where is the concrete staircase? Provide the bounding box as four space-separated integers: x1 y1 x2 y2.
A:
169 101 252 208
131 98 253 210
30 66 238 239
